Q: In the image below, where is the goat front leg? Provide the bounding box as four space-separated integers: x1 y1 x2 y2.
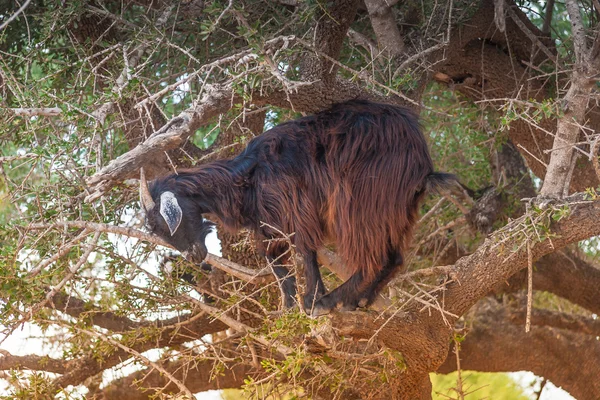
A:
270 264 297 309
265 244 297 309
302 251 326 313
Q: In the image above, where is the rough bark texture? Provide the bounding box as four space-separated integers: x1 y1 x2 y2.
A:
437 300 600 400
434 0 600 192
364 0 405 56
99 360 254 400
504 250 600 315
540 71 595 197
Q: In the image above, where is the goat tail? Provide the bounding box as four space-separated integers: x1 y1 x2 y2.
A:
425 172 460 194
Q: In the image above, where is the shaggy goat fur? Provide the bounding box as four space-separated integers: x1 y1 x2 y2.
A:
143 100 454 315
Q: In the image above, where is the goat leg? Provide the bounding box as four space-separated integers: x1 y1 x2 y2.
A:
311 251 402 317
302 251 327 313
271 265 297 309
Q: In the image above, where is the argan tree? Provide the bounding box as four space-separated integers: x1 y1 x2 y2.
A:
1 0 599 399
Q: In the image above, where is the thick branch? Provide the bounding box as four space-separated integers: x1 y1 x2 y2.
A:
437 300 600 400
540 70 595 197
85 83 235 202
446 197 600 316
301 0 359 84
52 292 136 331
502 250 600 315
364 0 405 57
509 307 600 336
98 358 253 400
0 351 66 374
565 0 589 63
53 312 228 389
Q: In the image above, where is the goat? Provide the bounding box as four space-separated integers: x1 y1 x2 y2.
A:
140 100 455 316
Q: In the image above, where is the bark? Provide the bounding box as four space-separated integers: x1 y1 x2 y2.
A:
97 359 254 400
509 307 600 336
437 300 600 400
301 0 360 84
364 0 405 57
0 352 67 374
539 0 597 196
52 292 137 331
540 71 595 197
433 0 600 192
445 197 600 317
503 250 600 315
50 313 228 389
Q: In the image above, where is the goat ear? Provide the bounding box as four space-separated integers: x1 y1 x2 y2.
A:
159 192 183 236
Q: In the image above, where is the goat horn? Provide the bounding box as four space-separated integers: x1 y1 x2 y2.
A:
139 168 156 212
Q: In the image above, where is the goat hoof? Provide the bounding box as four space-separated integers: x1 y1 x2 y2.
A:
310 301 333 317
339 303 358 312
302 294 318 313
357 298 369 308
282 299 297 310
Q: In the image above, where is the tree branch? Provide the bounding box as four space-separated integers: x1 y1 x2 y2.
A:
533 0 596 197
364 0 405 57
85 83 236 202
0 351 66 374
509 307 600 336
300 0 359 84
8 107 62 117
503 249 600 315
97 358 254 400
445 196 600 317
52 311 228 389
437 299 600 400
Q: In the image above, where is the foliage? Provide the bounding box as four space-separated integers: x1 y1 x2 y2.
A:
431 371 529 400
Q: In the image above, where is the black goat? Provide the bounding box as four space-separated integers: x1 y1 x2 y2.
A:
140 100 455 316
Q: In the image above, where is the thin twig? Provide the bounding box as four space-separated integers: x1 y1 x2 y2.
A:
25 220 274 284
0 0 32 31
526 240 533 333
8 107 62 117
71 324 195 399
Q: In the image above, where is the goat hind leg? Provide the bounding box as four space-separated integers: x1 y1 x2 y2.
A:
354 252 402 308
310 270 365 316
311 252 402 317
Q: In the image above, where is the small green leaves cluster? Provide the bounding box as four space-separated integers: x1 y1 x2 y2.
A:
262 310 319 342
493 201 571 256
499 98 558 130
